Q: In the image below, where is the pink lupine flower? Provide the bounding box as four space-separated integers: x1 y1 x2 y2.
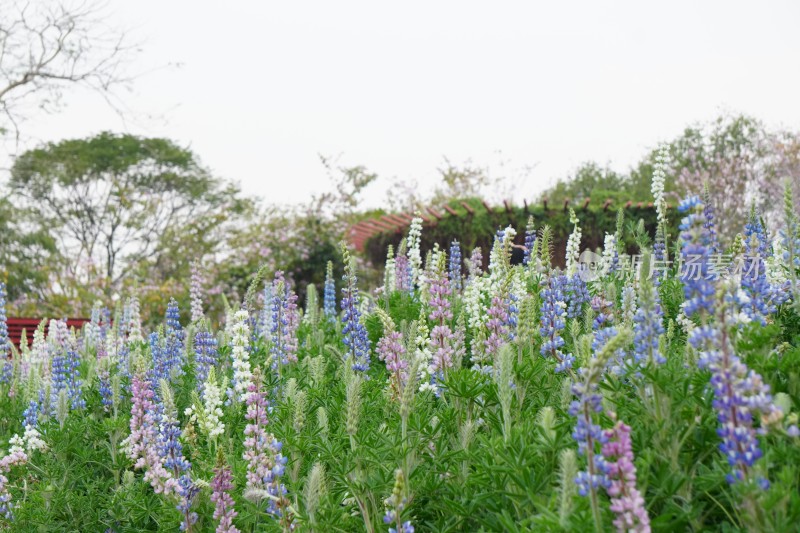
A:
601 421 650 533
211 465 240 533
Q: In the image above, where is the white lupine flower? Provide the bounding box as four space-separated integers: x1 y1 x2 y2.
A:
652 146 668 227
766 238 788 285
228 309 252 402
601 233 617 276
384 246 396 294
463 277 487 333
187 369 226 440
407 215 423 287
565 209 582 276
621 285 636 326
23 425 47 453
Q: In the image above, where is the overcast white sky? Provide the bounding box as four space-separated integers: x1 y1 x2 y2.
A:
7 0 800 208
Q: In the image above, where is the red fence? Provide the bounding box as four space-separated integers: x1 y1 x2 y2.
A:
7 317 90 350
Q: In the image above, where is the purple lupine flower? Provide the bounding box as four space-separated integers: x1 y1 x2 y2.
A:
242 370 292 526
124 372 174 495
678 196 717 319
633 278 665 365
523 216 537 266
601 421 651 533
693 284 781 486
539 273 573 372
377 331 408 399
190 261 205 323
341 249 371 373
0 283 11 384
211 465 240 533
164 299 185 380
449 241 463 293
270 271 299 372
323 261 337 323
194 328 219 394
394 250 412 294
484 295 509 366
466 247 483 280
428 259 454 376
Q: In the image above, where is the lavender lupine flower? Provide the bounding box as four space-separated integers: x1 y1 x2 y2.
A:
428 257 454 377
377 331 408 400
270 271 300 372
739 210 775 325
383 469 414 533
694 283 782 485
122 372 174 495
164 299 185 380
449 241 463 293
395 242 413 294
483 295 509 370
466 247 483 280
341 247 371 373
258 284 274 339
633 272 665 365
190 261 205 323
194 327 219 394
211 464 240 533
242 370 292 526
523 216 536 266
540 274 573 373
601 421 651 533
323 261 336 323
678 196 717 319
0 436 28 521
0 283 11 385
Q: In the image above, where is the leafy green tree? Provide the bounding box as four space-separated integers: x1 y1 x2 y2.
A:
0 196 57 305
9 132 249 298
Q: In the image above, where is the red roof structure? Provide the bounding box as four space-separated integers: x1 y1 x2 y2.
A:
6 317 90 351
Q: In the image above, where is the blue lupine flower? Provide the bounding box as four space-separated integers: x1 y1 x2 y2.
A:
633 279 665 365
449 240 462 292
99 371 113 408
150 331 169 386
693 284 782 485
158 414 198 530
341 250 371 373
678 196 716 319
703 186 720 254
539 273 573 372
270 271 300 370
194 328 219 394
324 261 336 323
523 217 536 266
66 346 85 410
740 211 776 325
565 274 590 319
163 299 185 380
22 400 39 430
